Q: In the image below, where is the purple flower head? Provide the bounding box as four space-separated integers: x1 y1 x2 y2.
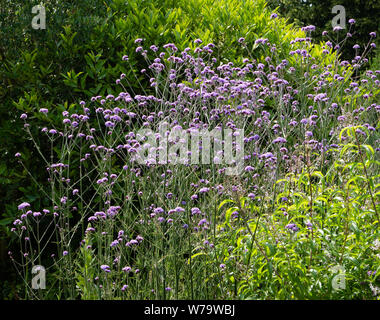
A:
101 265 111 273
122 266 132 273
231 211 239 219
175 207 185 213
154 207 164 214
18 202 30 210
253 134 260 141
163 43 178 52
13 219 22 226
260 152 275 159
285 223 299 232
191 194 198 200
105 121 115 128
191 207 201 215
129 239 139 246
314 93 328 102
302 25 315 32
198 218 208 227
273 137 286 144
110 240 119 248
107 206 121 217
333 26 343 32
150 45 158 52
94 211 106 219
199 187 210 194
337 115 345 122
270 13 278 19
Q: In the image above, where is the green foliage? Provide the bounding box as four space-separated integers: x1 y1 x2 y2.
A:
212 126 379 299
370 49 380 70
75 231 98 300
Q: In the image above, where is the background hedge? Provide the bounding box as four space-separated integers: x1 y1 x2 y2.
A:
267 0 380 61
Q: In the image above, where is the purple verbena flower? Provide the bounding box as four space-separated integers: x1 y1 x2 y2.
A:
18 202 30 210
273 137 286 144
101 264 111 273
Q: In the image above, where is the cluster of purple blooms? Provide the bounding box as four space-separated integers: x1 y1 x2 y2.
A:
285 223 299 232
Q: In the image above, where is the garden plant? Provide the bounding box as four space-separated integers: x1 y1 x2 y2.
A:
1 0 379 300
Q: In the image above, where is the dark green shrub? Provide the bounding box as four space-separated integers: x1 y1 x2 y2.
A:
267 0 379 61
